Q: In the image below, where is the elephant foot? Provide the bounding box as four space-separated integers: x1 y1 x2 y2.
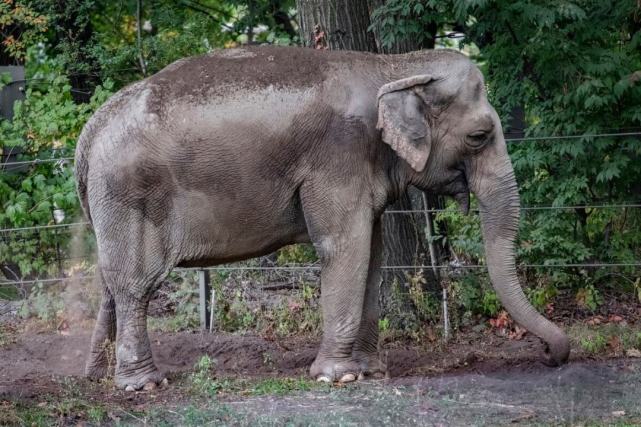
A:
310 357 360 384
353 352 387 379
116 364 167 391
85 360 109 381
85 344 115 380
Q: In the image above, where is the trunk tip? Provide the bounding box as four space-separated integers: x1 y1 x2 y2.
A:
542 333 570 366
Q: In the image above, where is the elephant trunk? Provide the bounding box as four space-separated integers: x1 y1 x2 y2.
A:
470 153 570 366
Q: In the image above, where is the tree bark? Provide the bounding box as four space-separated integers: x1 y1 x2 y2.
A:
296 0 441 327
296 0 377 51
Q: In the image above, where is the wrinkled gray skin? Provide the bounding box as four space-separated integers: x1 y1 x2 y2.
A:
75 46 570 390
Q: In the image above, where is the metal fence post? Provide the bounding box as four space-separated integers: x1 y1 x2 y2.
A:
198 269 211 331
422 193 450 342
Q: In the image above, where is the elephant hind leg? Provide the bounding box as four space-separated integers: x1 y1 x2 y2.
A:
93 211 175 391
85 269 117 380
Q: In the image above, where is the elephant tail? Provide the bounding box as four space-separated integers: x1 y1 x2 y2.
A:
75 124 93 225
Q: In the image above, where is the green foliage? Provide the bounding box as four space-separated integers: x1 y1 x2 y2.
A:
0 0 49 61
378 317 390 332
435 201 484 261
268 283 321 337
370 0 452 49
215 287 257 332
450 274 500 318
406 270 439 320
189 355 224 397
47 0 297 87
526 284 557 311
575 284 603 312
150 273 201 332
580 332 608 354
18 282 64 322
189 355 322 398
0 57 112 278
276 244 318 265
373 0 641 306
571 323 641 356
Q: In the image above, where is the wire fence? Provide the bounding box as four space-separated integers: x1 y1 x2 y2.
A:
1 131 640 292
2 262 641 287
3 130 641 168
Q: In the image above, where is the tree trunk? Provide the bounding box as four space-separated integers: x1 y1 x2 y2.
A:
296 0 443 328
296 0 377 51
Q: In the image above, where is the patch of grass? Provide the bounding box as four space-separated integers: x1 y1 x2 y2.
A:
250 377 323 396
580 332 608 354
1 397 110 426
569 323 641 355
188 355 328 398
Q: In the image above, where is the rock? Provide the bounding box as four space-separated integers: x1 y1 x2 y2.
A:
625 348 641 358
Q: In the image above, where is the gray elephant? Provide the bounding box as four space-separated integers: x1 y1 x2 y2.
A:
75 46 570 391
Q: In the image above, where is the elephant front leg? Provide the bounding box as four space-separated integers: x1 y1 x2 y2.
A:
85 279 116 380
308 217 373 384
352 221 387 379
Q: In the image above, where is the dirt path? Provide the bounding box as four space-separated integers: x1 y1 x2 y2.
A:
1 330 640 425
214 359 640 426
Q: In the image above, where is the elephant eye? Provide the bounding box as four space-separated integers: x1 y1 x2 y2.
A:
465 130 489 148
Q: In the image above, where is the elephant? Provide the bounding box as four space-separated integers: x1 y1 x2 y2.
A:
75 45 570 391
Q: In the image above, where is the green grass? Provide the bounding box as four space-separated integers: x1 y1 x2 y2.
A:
188 354 327 398
1 398 109 426
569 323 641 355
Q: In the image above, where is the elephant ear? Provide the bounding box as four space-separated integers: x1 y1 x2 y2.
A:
376 75 433 172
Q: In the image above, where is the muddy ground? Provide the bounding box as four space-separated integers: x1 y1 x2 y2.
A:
1 326 640 426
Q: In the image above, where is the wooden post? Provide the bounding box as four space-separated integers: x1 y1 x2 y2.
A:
198 269 211 331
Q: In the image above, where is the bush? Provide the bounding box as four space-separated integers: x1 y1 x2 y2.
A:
0 52 113 278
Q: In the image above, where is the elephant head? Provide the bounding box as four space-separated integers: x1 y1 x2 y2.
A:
376 61 570 365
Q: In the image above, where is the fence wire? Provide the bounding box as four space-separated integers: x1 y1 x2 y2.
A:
1 203 640 234
2 263 641 288
2 131 640 168
1 131 640 288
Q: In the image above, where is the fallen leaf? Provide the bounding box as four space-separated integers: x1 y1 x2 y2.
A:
586 316 605 326
608 314 624 323
608 335 623 354
508 326 527 341
612 410 626 417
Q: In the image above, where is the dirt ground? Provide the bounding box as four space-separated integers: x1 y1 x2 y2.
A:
1 326 640 426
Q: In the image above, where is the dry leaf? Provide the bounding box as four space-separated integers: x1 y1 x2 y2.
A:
608 314 624 323
586 316 605 326
508 326 527 341
607 335 623 354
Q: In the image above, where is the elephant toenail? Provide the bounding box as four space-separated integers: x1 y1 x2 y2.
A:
161 378 169 387
125 385 136 392
316 375 331 383
358 373 366 381
339 373 356 383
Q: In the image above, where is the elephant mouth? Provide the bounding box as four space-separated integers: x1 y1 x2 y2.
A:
436 167 470 214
